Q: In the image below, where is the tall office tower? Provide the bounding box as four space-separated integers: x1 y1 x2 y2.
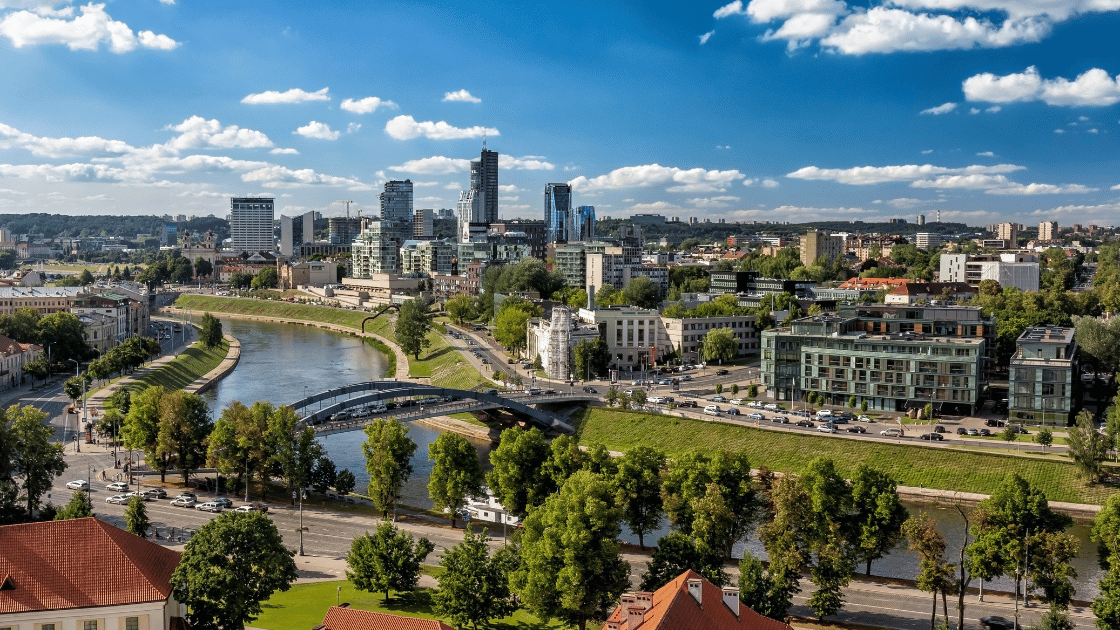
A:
328 216 362 244
470 148 499 224
229 197 275 254
573 205 596 242
544 183 572 244
1038 221 1059 242
457 189 478 242
380 180 413 224
916 214 926 225
413 208 434 239
996 222 1019 246
279 210 316 257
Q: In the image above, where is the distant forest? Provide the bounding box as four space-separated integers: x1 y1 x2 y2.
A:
0 213 229 242
596 218 981 242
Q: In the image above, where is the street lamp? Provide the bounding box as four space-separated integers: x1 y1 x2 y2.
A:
296 488 308 556
67 358 81 453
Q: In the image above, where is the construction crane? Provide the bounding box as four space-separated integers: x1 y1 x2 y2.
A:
335 200 354 219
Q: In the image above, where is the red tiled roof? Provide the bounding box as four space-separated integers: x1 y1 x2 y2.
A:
602 570 794 630
0 517 181 614
321 606 457 630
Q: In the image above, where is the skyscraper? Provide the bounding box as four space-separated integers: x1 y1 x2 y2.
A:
544 183 572 244
413 208 433 239
573 205 595 242
471 148 499 224
229 196 275 254
380 180 413 224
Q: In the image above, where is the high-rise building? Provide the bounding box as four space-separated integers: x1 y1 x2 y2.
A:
916 214 926 225
328 216 363 245
914 232 942 251
280 211 316 257
573 205 595 242
351 219 403 277
544 183 572 244
229 197 275 254
471 148 499 224
380 180 413 224
996 222 1020 246
1039 221 1059 242
799 230 844 267
413 208 433 239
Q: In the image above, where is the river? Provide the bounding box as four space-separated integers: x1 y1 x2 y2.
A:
201 316 1105 599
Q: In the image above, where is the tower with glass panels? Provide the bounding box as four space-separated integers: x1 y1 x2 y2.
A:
544 183 572 244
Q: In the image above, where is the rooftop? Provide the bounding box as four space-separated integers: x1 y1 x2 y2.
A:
1017 326 1076 345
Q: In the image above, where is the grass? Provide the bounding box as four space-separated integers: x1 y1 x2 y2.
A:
574 407 1115 505
125 339 230 393
252 581 567 630
365 337 395 378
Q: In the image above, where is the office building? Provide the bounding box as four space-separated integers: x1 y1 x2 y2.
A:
229 196 275 254
380 179 413 225
799 230 844 267
1009 326 1079 426
351 219 404 277
328 216 362 245
1039 221 1059 242
914 232 942 251
413 207 434 239
939 253 1039 292
544 183 572 244
573 205 596 242
489 220 546 260
663 314 758 365
917 214 926 225
709 270 816 299
280 210 316 257
577 306 672 372
162 224 177 247
472 148 499 224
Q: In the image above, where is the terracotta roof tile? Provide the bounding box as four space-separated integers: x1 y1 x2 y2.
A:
321 606 457 630
602 570 794 630
0 517 181 614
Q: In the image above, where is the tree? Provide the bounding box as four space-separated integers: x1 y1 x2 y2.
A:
510 470 630 630
486 426 553 519
123 386 172 480
78 268 95 285
1092 494 1120 630
207 401 270 501
251 266 278 289
1067 410 1108 482
194 257 213 279
622 275 662 309
605 386 619 407
661 450 756 558
574 337 610 380
641 531 726 590
158 390 213 484
172 511 297 630
347 521 434 604
446 294 475 326
748 383 758 398
631 388 648 406
395 298 433 359
7 404 66 516
428 432 484 528
55 490 93 520
37 312 90 366
362 418 417 517
268 406 322 504
850 464 909 575
739 551 799 620
700 326 737 363
200 312 223 348
1035 428 1054 449
125 495 150 538
596 283 620 308
311 456 337 494
433 529 517 630
614 446 666 549
758 476 811 620
493 299 537 356
903 512 957 630
64 373 91 405
715 383 723 395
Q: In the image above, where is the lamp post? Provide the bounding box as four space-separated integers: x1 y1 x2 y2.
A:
47 343 54 378
67 358 81 452
296 488 307 556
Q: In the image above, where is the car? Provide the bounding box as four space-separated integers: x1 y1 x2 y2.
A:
527 388 542 395
857 415 873 422
1013 426 1030 434
979 428 992 437
846 425 867 433
105 494 130 504
213 497 233 508
747 412 764 420
726 408 741 415
648 396 666 404
818 424 838 433
933 425 947 433
124 491 148 502
764 403 779 411
106 481 129 492
677 400 698 408
65 480 89 490
796 419 815 427
830 416 849 424
703 405 721 416
174 491 197 501
544 389 556 395
710 395 726 403
235 504 261 513
583 386 598 393
920 432 945 441
195 501 223 513
956 427 967 435
980 616 1022 630
967 428 979 436
681 375 692 381
880 428 904 437
746 401 761 408
145 488 167 499
484 388 499 395
663 397 675 404
170 497 196 507
816 410 834 419
730 398 744 406
716 369 729 376
480 358 489 364
986 418 1006 427
772 416 789 424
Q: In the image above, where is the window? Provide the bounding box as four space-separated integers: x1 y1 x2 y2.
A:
41 625 57 630
84 622 98 630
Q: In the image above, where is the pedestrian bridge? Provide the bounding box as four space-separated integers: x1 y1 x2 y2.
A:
289 381 596 435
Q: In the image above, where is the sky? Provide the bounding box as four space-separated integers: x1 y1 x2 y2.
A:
0 0 1119 228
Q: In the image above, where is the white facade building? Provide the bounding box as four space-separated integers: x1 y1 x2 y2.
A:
229 197 275 254
576 306 672 372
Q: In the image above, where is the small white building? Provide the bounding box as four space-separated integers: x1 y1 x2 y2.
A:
526 306 601 380
577 306 672 372
464 489 520 527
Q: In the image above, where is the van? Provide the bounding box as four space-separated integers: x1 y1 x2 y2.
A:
816 410 833 419
703 405 721 415
880 427 904 437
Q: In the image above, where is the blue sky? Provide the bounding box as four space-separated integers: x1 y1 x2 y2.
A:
0 0 1118 227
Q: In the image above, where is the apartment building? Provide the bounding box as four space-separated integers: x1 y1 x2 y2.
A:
939 252 1039 292
1009 326 1079 426
800 230 844 266
0 286 86 315
662 315 758 365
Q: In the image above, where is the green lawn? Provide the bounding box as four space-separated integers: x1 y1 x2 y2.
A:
122 339 229 393
252 580 566 630
574 407 1115 505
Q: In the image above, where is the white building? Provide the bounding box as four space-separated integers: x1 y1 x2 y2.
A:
940 252 1039 292
351 220 404 277
526 306 601 380
662 315 758 365
229 196 275 254
577 306 672 372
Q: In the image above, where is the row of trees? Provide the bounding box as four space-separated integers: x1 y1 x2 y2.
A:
0 308 91 375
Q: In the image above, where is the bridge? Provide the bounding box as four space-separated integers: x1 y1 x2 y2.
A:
289 381 596 435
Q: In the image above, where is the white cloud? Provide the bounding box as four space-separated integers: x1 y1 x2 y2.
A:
241 87 330 105
714 0 747 18
987 106 1002 113
499 155 555 171
388 155 472 174
384 115 498 140
269 147 299 155
294 121 339 140
340 96 397 114
442 89 481 103
921 102 957 115
0 2 180 52
499 184 523 193
412 181 441 187
569 164 745 193
688 195 741 208
417 196 445 203
164 116 273 150
986 182 1097 195
977 151 995 157
921 149 934 154
886 197 927 209
821 8 1050 55
911 174 1013 189
1112 184 1120 190
964 66 1120 107
346 123 361 134
762 178 780 188
0 121 134 157
444 182 462 190
786 163 1024 185
1089 128 1100 133
1054 128 1065 133
241 165 370 190
970 107 982 114
699 30 715 44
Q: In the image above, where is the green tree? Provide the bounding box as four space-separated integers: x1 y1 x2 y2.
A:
445 294 475 326
0 307 41 344
122 386 172 480
640 531 727 590
55 490 93 520
335 469 356 495
731 383 739 396
428 432 484 528
157 390 213 484
758 476 812 619
1067 410 1108 482
37 312 90 366
573 337 610 380
596 283 620 308
347 521 435 604
207 401 270 501
739 550 799 620
395 298 434 359
748 383 758 398
8 404 66 516
268 405 322 504
194 257 213 279
614 446 666 549
200 312 223 348
486 426 553 519
850 464 909 576
361 418 417 517
1092 494 1120 630
1035 428 1054 449
172 511 298 630
78 268 95 285
433 529 517 630
605 386 619 407
493 299 537 356
661 450 756 558
700 326 737 363
251 266 278 289
311 456 337 494
715 383 723 395
510 470 630 630
903 512 957 630
631 388 648 406
621 275 662 308
125 495 150 538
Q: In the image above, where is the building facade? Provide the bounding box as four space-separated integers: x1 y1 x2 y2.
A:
662 315 758 365
328 216 362 245
1038 221 1059 242
351 220 404 277
380 179 414 225
279 260 338 289
800 230 844 267
577 306 672 372
914 232 942 251
544 183 572 244
489 221 546 260
279 211 315 257
472 148 499 224
939 253 1040 292
573 205 596 242
1009 326 1078 426
413 207 434 239
229 196 275 254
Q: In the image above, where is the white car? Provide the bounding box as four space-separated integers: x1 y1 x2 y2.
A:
106 482 129 492
703 405 721 415
105 494 130 504
648 396 666 404
764 403 779 411
747 412 764 420
880 428 904 437
170 497 196 508
858 415 874 423
818 424 838 434
195 501 223 513
730 398 744 406
747 401 763 408
65 480 89 490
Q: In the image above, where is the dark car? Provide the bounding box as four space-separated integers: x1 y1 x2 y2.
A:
484 389 498 395
986 418 1006 427
726 408 740 416
920 432 945 441
933 425 947 433
716 369 729 376
979 428 992 436
1013 426 1029 434
144 488 167 499
213 497 233 509
980 616 1021 630
956 427 967 435
796 419 815 428
846 425 866 433
677 400 698 408
583 386 597 393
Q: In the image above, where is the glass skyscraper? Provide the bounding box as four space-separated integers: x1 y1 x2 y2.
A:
544 183 572 244
229 196 275 254
470 149 499 224
380 180 413 224
574 205 595 242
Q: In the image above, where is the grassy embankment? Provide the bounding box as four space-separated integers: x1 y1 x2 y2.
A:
172 295 492 390
88 339 229 396
574 407 1113 505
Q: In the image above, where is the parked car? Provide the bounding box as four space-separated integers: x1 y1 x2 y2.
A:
880 427 904 437
106 481 129 492
213 497 234 509
677 400 698 408
772 416 789 424
66 480 89 490
105 494 130 504
933 425 947 433
726 408 741 416
703 405 721 415
681 375 692 381
979 428 992 436
170 496 196 507
710 395 726 403
846 425 867 433
195 501 223 513
747 401 763 408
235 503 268 513
175 491 198 501
649 396 666 404
796 419 815 427
582 386 597 393
967 428 980 436
956 427 968 435
764 403 779 411
986 418 1006 427
1013 426 1030 434
857 415 873 422
747 412 764 420
730 398 744 406
920 433 945 441
716 369 729 376
980 616 1021 630
145 488 167 499
818 424 838 433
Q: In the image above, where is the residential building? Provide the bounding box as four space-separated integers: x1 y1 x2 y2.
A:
0 333 41 390
573 205 596 242
77 312 116 354
297 242 351 258
0 286 86 316
279 211 315 257
914 232 942 251
71 292 133 343
380 179 413 226
709 271 816 299
229 196 275 254
457 188 484 243
433 265 483 297
319 606 456 630
917 214 926 225
939 253 1040 292
800 230 844 266
489 220 546 260
662 314 758 365
400 240 453 276
883 282 977 305
577 306 672 373
602 570 792 630
996 222 1020 246
279 260 338 289
1009 326 1079 426
526 306 602 379
328 216 362 245
586 245 667 295
544 183 572 244
1039 220 1059 242
761 304 995 414
351 220 404 277
554 242 595 289
0 517 185 629
413 207 434 239
472 147 499 225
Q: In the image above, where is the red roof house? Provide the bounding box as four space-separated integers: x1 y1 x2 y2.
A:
602 570 794 630
317 606 457 630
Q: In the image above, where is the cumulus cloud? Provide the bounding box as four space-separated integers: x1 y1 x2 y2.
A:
787 163 1024 185
499 155 555 170
986 182 1097 195
241 165 370 190
442 89 481 103
688 195 740 208
388 155 472 174
499 184 523 193
569 164 745 193
164 116 273 150
921 102 957 115
340 96 397 114
977 151 995 157
964 66 1120 106
346 123 361 134
714 0 747 18
0 2 180 52
0 121 134 157
699 30 715 44
241 87 330 105
269 147 299 155
762 178 780 188
384 115 498 140
294 121 339 140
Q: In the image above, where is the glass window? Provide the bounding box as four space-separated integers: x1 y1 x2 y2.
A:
42 625 56 630
84 622 98 630
126 618 140 630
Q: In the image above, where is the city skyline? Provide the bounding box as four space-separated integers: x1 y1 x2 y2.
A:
0 1 1117 225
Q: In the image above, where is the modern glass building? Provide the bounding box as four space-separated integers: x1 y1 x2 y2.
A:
229 197 275 254
380 180 413 224
1009 326 1079 426
544 183 572 244
573 205 595 242
470 148 499 225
